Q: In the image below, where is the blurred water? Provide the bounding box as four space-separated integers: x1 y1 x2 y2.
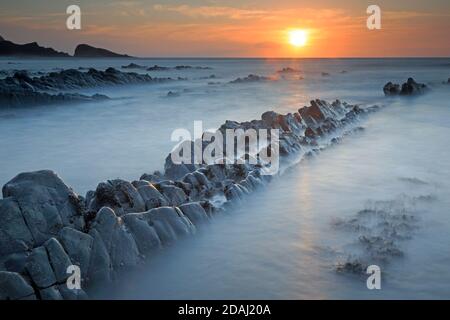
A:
1 58 450 299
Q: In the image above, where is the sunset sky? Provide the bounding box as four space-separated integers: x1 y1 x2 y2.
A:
1 0 449 57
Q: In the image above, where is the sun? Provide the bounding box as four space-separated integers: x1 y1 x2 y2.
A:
289 29 308 47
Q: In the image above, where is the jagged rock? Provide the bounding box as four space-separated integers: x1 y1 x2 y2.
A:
159 185 188 206
122 213 162 254
89 207 139 269
122 63 146 69
0 197 34 255
134 207 195 245
383 78 427 95
0 271 35 300
3 252 29 273
44 238 72 283
87 229 112 285
109 223 140 269
89 207 117 252
383 82 400 95
147 65 170 71
58 227 93 277
178 202 209 225
25 246 56 288
2 170 85 245
140 171 164 184
229 74 270 84
88 179 146 216
400 78 427 95
40 285 63 300
133 180 168 210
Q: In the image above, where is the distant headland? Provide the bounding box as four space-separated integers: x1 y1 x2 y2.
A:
0 35 133 58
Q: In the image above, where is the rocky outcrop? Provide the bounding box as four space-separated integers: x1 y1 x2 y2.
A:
229 74 271 84
0 99 381 299
74 44 130 58
383 77 428 96
0 68 176 108
122 63 146 69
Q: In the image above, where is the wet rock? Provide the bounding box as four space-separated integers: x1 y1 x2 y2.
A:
122 63 146 69
25 246 56 288
136 207 195 245
109 222 140 269
88 179 146 216
335 259 367 274
58 227 93 277
159 185 188 206
229 74 270 84
2 170 85 245
178 202 209 225
40 285 63 300
3 252 29 273
0 271 35 300
0 197 34 255
400 78 428 95
87 229 112 284
44 237 72 283
147 65 170 71
89 207 139 269
133 180 168 210
383 78 427 96
383 82 400 95
122 213 161 254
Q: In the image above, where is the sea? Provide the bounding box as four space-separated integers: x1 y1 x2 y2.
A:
1 57 449 299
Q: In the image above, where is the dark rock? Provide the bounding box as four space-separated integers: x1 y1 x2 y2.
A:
44 238 72 283
159 185 189 206
383 78 427 96
0 271 35 300
25 246 56 288
87 229 112 284
136 207 195 245
229 74 270 84
0 197 34 255
400 77 427 95
122 213 162 255
88 179 146 216
178 202 209 225
74 44 130 58
2 170 85 245
58 227 93 277
40 285 63 300
133 180 168 210
122 63 146 69
3 252 29 273
147 65 170 71
89 207 139 269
